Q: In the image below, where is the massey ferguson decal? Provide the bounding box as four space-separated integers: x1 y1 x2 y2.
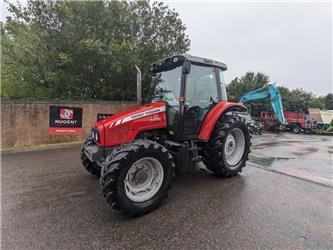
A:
109 106 166 128
49 106 83 135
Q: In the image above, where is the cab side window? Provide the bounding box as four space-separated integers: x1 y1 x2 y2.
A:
183 64 219 135
185 65 218 109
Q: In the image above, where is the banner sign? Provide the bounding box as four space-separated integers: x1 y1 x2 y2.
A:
97 113 113 122
49 106 82 135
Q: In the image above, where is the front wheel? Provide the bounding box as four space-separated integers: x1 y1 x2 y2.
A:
100 140 175 216
203 115 251 177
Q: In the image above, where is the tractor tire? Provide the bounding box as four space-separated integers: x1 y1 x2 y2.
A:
80 137 101 177
203 114 251 177
100 140 175 216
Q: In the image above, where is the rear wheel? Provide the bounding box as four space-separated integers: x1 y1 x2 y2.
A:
203 115 251 177
80 137 101 177
100 140 175 216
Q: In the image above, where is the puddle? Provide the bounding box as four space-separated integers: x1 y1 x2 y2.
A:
251 141 281 149
251 140 320 149
250 156 296 167
250 156 275 166
293 147 319 157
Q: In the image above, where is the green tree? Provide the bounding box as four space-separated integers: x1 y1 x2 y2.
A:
227 72 270 102
324 93 333 110
226 72 329 116
227 72 271 116
1 0 190 100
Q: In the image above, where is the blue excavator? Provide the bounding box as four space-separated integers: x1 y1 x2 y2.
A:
239 83 286 125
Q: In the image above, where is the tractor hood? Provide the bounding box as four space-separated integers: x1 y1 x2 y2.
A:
96 101 166 128
94 102 167 146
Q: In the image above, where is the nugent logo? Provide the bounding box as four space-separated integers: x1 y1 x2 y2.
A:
60 108 74 120
49 106 82 135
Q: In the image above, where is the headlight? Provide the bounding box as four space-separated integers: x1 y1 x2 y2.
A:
91 128 100 142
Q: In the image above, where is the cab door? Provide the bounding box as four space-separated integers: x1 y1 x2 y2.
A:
183 64 221 137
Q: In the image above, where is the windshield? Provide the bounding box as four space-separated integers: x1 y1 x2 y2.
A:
146 67 181 107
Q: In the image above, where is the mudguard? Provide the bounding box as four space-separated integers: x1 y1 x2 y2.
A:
198 101 247 141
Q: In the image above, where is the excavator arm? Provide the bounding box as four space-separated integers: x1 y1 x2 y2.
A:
239 84 286 124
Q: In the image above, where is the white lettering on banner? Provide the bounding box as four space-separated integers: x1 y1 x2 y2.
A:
56 129 77 133
54 119 78 125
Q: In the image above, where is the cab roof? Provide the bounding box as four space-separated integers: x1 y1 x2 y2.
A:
151 54 227 72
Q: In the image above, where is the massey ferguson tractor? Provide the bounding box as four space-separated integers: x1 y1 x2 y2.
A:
81 55 251 216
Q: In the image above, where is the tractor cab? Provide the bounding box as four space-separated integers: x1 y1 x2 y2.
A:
145 55 228 139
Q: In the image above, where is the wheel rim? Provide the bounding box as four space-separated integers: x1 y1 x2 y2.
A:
224 128 246 168
124 157 164 202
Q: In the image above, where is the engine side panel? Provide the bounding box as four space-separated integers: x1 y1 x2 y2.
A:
102 102 167 147
198 101 247 141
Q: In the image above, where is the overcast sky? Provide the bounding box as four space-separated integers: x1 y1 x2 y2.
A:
1 0 332 96
165 1 332 96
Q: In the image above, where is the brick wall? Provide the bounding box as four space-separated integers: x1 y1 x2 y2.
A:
1 99 136 149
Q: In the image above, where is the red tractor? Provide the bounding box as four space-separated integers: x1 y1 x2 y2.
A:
81 55 251 216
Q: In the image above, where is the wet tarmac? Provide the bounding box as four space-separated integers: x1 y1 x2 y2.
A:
1 133 333 249
250 133 333 187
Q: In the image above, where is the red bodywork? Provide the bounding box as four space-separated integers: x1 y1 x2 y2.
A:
261 111 311 129
95 101 246 146
283 111 311 129
95 102 167 147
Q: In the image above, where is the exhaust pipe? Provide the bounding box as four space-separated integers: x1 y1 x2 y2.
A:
135 65 142 106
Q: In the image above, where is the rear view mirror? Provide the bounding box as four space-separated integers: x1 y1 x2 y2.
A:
182 61 191 74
